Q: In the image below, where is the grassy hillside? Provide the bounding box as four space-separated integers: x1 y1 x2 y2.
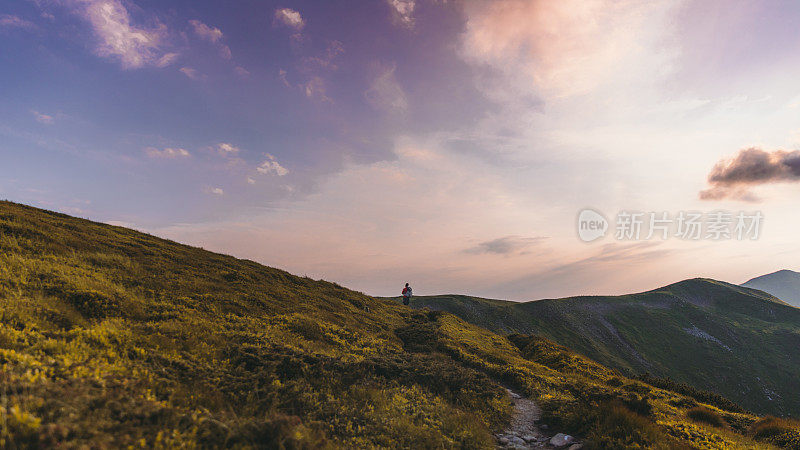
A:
408 280 800 418
743 270 800 308
0 201 797 449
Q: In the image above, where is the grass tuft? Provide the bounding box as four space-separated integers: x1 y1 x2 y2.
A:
687 406 728 428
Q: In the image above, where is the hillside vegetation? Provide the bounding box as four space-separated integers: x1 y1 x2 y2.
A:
0 201 797 448
408 280 800 418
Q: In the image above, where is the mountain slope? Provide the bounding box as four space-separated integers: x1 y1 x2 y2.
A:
0 200 794 449
743 270 800 308
409 280 800 417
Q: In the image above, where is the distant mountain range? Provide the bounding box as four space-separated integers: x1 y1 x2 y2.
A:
407 279 800 417
742 269 800 307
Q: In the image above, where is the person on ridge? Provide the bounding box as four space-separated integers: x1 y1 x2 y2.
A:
402 283 413 305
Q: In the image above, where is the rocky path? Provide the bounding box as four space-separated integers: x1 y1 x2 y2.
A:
495 389 583 449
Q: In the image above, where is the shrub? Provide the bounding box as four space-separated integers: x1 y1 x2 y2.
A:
586 401 677 449
66 289 121 319
622 396 653 418
394 314 441 353
635 372 744 413
686 406 727 428
749 416 800 448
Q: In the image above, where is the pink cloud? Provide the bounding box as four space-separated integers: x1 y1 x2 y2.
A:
0 14 36 30
386 0 415 28
235 66 250 78
64 0 175 69
460 0 676 98
179 67 203 80
216 143 240 156
32 111 54 124
145 147 190 158
189 19 232 59
274 8 305 30
257 154 289 177
365 63 408 113
189 19 222 43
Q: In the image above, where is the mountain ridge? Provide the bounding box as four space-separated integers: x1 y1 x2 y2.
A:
742 270 800 308
407 278 800 417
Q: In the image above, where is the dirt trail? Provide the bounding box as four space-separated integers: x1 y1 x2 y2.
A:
495 389 582 449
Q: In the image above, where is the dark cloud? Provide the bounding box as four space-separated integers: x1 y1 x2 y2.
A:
700 148 800 201
465 235 547 255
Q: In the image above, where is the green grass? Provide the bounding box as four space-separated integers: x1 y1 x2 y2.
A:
0 200 792 448
407 279 800 417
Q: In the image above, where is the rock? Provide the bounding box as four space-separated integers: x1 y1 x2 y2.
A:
522 434 537 442
568 444 584 450
550 433 574 447
540 424 548 430
508 436 526 446
498 436 510 445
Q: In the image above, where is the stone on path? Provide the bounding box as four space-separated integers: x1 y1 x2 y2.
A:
550 433 574 447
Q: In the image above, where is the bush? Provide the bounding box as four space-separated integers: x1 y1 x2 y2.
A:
686 406 727 428
622 396 653 418
635 372 744 413
394 314 441 353
586 401 677 449
66 290 121 319
749 416 800 448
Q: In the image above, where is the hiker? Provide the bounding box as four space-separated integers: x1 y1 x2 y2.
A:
402 283 413 305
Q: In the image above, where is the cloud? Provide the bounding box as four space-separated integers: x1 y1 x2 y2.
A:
216 143 240 156
66 0 174 69
219 44 232 59
179 67 202 80
235 66 250 77
156 52 179 67
0 14 35 30
387 0 415 28
145 147 190 158
284 41 344 102
301 76 330 102
700 147 800 201
465 235 546 255
489 242 673 299
189 19 231 59
257 154 289 176
300 40 344 71
278 69 290 87
364 62 408 113
151 141 576 301
459 0 676 99
188 19 222 43
274 8 304 30
32 111 54 124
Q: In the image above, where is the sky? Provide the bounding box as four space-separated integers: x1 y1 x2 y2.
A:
2 0 800 301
